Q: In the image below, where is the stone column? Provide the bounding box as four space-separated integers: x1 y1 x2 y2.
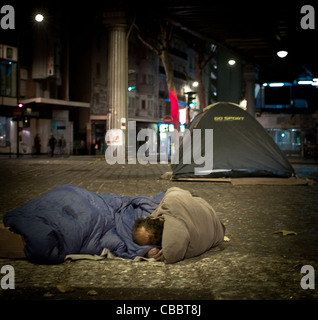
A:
243 64 257 117
103 11 127 131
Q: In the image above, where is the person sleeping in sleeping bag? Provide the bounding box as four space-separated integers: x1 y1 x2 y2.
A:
132 217 165 261
1 186 225 264
132 187 225 263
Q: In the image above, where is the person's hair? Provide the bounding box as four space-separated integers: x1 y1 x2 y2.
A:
132 217 164 246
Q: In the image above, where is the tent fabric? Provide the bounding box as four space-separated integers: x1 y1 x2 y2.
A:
171 102 295 179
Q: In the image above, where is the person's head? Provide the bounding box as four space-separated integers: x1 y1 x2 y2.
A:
132 217 164 246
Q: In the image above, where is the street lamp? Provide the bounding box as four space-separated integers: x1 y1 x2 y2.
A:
192 81 199 88
277 50 288 58
35 14 44 22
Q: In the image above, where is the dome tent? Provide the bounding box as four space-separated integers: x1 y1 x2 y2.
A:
171 102 295 179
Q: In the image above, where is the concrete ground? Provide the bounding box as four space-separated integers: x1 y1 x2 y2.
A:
0 155 317 301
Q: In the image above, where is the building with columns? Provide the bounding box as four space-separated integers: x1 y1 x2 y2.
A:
2 4 316 158
87 10 215 157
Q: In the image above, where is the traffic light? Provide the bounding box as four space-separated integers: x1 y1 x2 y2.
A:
23 116 30 128
186 91 197 108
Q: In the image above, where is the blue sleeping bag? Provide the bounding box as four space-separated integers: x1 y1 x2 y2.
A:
3 185 165 264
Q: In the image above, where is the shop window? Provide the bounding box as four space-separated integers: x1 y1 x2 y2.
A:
267 129 301 152
0 117 10 147
0 59 17 97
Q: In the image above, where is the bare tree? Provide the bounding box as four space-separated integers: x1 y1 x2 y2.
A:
191 40 216 110
195 49 207 110
133 21 180 128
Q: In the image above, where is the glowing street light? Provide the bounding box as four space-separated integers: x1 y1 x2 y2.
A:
192 81 199 88
228 59 236 66
277 50 288 58
35 14 44 22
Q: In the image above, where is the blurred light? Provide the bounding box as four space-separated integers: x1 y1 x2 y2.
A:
269 83 285 87
263 82 292 87
168 124 174 132
239 99 247 109
228 59 236 66
179 108 187 125
128 86 136 92
35 14 44 22
158 124 167 133
192 81 199 88
17 103 23 108
277 50 288 58
312 78 318 86
183 85 191 94
297 79 318 86
298 80 313 85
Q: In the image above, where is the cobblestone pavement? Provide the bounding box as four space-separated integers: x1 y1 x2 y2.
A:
0 156 318 301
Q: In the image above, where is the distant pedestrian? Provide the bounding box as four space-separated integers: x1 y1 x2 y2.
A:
58 135 66 155
96 137 101 154
48 134 56 157
34 134 41 155
91 139 96 155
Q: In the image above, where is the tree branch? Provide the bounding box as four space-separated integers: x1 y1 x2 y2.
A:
136 33 161 56
201 51 215 70
133 22 162 56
